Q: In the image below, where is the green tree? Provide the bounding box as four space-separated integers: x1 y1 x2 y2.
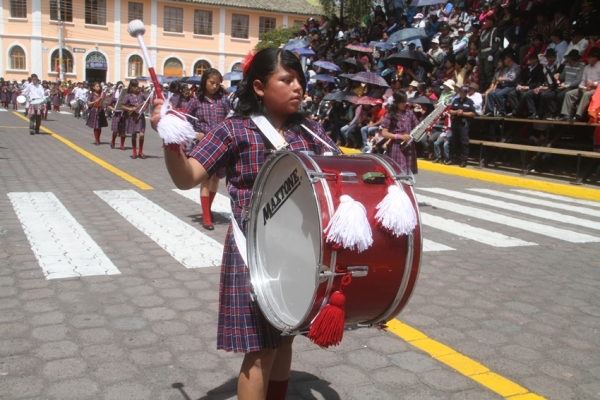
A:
320 0 376 27
255 26 302 51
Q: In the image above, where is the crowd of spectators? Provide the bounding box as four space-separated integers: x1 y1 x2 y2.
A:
289 0 600 171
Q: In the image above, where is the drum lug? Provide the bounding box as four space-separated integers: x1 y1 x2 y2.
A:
339 172 358 183
320 266 368 278
391 173 416 186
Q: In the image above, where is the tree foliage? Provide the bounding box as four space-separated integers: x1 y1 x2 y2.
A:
320 0 375 27
255 26 301 51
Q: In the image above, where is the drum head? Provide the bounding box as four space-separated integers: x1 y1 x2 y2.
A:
30 98 45 106
248 152 322 331
16 95 27 104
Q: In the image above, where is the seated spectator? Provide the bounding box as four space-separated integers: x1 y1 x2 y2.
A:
484 51 521 116
559 47 600 122
309 93 327 123
438 23 454 48
521 34 547 69
464 59 480 87
507 51 546 118
453 28 469 59
548 9 571 43
544 30 568 65
504 15 531 52
403 60 426 86
427 38 445 70
455 57 468 87
582 30 600 63
406 81 419 98
360 99 386 146
412 13 426 29
541 50 585 120
467 82 483 114
565 30 590 60
520 12 550 62
438 79 457 105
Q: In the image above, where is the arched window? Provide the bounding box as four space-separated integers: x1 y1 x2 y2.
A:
128 55 143 77
10 46 26 70
194 60 211 76
231 62 242 72
50 48 73 73
164 57 183 77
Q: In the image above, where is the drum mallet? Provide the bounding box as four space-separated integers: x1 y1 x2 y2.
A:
127 19 195 150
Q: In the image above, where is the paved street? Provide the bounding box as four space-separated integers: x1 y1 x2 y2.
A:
1 108 599 399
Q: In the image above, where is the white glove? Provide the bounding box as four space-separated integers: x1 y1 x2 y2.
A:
487 55 494 62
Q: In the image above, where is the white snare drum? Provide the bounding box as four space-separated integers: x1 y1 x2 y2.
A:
70 99 79 108
30 98 46 108
16 95 27 105
247 151 422 334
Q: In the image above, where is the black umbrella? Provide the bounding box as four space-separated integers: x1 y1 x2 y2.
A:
409 95 436 105
322 91 358 102
385 50 432 70
334 57 367 72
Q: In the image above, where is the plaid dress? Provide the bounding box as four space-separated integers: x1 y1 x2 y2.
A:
85 92 108 129
109 90 125 133
189 117 338 353
381 109 419 174
186 95 231 178
123 92 147 134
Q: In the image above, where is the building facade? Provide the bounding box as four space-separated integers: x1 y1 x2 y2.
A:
0 0 322 83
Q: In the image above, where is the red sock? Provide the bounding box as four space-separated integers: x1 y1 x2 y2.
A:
209 191 216 209
97 129 101 142
120 136 125 149
131 137 137 157
111 132 117 147
201 196 212 225
138 137 145 156
93 129 100 144
266 379 289 400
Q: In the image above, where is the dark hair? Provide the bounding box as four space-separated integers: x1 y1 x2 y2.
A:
455 57 466 68
127 79 139 94
197 68 225 101
169 80 181 94
389 90 408 131
232 48 307 129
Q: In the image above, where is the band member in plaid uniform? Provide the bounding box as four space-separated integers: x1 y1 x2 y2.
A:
121 79 148 159
151 48 338 400
184 68 231 231
50 83 61 112
107 82 126 150
381 90 420 174
86 81 108 146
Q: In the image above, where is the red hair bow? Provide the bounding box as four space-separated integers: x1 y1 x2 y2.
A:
242 51 257 76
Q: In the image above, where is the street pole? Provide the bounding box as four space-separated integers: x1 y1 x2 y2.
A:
57 0 65 82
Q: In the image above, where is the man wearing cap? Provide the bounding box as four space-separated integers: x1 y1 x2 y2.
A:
478 14 501 91
447 86 476 167
427 38 445 70
542 49 585 120
565 30 590 61
484 51 521 116
413 13 426 29
452 28 469 59
438 23 453 49
506 51 545 118
560 47 600 122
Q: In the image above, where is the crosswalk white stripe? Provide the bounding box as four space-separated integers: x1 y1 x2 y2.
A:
172 189 232 219
511 189 600 209
423 239 455 252
418 194 600 243
420 212 536 247
469 188 600 219
420 188 600 232
8 192 121 280
95 190 223 268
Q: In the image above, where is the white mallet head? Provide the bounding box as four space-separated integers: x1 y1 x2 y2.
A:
127 19 146 37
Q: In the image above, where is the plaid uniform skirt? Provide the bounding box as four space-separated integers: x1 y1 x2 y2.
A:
125 113 145 134
111 112 125 132
86 107 108 129
218 226 283 353
386 140 418 174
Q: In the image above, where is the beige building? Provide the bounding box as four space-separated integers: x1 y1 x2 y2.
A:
1 0 322 83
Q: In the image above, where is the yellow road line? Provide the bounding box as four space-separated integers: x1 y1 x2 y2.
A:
387 320 546 399
12 112 153 190
418 161 600 202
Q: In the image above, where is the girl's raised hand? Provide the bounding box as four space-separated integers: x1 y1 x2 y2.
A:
150 99 165 131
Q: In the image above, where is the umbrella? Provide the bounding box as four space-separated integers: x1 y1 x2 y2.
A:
338 73 355 80
165 76 180 83
409 95 436 105
136 75 168 84
223 71 243 81
386 28 428 45
349 96 381 105
346 43 373 53
283 39 310 51
385 50 432 70
313 61 341 72
334 58 367 72
226 86 237 93
347 72 389 87
184 76 203 84
369 41 393 51
322 91 357 102
291 47 316 57
310 74 337 83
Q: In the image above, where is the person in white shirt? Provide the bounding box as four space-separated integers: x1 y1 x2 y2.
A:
412 13 426 29
565 30 590 61
22 74 45 135
544 30 569 65
73 82 89 118
560 47 600 121
467 82 483 114
452 28 469 59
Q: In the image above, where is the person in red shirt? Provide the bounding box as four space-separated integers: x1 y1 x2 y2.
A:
582 30 600 63
360 99 386 147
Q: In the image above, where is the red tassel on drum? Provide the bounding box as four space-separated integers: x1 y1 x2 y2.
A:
307 272 351 348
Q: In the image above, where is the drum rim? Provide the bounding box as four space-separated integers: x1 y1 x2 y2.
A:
30 97 47 105
247 151 327 333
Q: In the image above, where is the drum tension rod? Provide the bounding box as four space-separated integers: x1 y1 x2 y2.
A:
309 171 359 184
320 266 368 278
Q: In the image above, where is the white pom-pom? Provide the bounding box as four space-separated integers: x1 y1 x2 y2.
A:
157 103 197 149
324 195 373 252
375 185 417 237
